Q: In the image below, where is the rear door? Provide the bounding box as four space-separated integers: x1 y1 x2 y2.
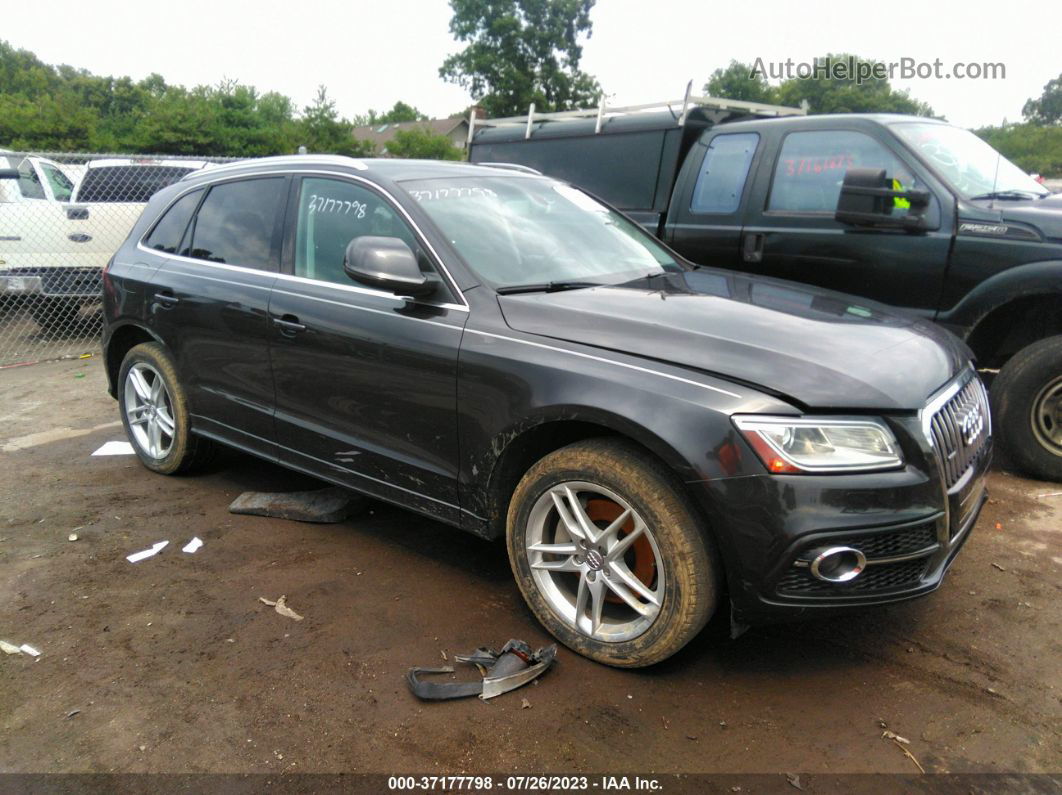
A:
741 124 953 315
268 174 467 523
146 176 288 458
664 130 761 268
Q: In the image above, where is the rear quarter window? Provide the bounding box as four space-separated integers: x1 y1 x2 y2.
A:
690 133 759 214
143 189 203 254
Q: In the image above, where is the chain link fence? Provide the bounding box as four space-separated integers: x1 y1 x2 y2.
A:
0 151 236 367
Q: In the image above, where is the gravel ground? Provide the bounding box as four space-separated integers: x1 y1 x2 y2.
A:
0 358 1059 779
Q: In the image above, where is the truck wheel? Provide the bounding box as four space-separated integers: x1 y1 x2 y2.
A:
506 438 719 667
990 335 1062 482
118 342 215 475
28 298 102 336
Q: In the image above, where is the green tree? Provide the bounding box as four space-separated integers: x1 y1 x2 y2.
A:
385 127 463 160
704 61 777 104
375 101 428 124
976 123 1062 177
439 0 601 117
772 55 934 116
298 85 373 157
1023 73 1062 125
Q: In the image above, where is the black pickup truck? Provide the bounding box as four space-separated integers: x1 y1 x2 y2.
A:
469 106 1062 482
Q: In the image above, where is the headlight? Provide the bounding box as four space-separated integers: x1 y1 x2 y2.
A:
733 416 903 473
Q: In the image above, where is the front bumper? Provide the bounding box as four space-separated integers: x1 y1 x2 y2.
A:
0 267 103 299
695 371 992 626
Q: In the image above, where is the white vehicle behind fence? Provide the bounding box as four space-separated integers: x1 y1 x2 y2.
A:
0 156 210 332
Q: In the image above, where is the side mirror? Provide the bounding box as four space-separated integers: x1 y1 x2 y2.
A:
343 236 436 297
0 169 20 180
835 167 930 232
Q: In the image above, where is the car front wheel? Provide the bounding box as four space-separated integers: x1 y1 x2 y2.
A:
118 342 214 475
506 438 720 667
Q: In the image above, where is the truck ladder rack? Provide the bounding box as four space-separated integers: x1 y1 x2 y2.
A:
466 80 806 146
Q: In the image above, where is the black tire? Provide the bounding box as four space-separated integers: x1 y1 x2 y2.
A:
118 342 215 475
990 335 1062 482
506 438 720 667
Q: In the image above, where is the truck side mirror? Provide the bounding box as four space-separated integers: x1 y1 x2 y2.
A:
836 168 930 232
343 236 436 298
0 169 20 180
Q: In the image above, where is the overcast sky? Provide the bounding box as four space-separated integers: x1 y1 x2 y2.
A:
11 0 1060 129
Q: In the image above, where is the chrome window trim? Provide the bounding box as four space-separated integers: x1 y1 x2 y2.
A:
136 168 469 312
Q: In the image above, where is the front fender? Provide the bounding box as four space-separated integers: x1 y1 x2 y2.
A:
938 260 1062 334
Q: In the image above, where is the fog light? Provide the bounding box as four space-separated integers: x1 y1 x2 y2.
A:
809 546 866 583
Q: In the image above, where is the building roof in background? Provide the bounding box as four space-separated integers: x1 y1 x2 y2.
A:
351 118 468 150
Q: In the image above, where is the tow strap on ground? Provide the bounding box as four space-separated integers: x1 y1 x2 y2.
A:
406 639 557 701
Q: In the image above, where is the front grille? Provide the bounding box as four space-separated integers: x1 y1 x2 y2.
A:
840 522 937 559
777 558 928 596
928 376 991 489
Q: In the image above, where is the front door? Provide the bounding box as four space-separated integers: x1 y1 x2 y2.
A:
268 175 467 523
743 127 954 316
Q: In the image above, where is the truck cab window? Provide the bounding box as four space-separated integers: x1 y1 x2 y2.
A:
40 164 74 201
16 160 47 200
690 133 759 214
768 131 918 214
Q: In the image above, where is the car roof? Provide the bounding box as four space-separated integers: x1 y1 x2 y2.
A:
714 113 949 133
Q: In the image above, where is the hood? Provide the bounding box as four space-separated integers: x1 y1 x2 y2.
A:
998 193 1062 242
498 269 971 411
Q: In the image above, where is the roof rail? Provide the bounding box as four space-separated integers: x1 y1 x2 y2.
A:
477 162 543 175
466 80 806 145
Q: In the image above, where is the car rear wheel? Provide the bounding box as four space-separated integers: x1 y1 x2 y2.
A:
990 335 1062 482
506 438 719 667
118 342 214 475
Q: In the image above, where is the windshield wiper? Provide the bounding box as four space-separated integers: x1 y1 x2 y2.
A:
495 280 601 295
968 189 1043 201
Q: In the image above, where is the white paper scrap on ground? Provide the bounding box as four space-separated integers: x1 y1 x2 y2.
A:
92 441 135 457
0 640 21 655
19 644 40 657
182 537 203 554
126 540 169 563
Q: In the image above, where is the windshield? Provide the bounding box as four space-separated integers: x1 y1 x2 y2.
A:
892 122 1048 200
401 176 682 289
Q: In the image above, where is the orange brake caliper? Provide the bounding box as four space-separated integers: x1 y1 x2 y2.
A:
585 499 655 602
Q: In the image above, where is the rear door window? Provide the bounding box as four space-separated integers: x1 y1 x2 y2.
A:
768 130 918 213
144 189 203 254
187 179 286 271
690 133 759 214
293 177 420 286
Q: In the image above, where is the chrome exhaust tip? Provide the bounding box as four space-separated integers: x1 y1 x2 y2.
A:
809 546 867 583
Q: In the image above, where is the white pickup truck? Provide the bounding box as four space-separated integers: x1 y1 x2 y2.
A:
0 156 209 331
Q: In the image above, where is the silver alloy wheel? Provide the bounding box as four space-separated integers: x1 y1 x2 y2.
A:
1031 375 1062 457
124 362 176 460
525 481 665 643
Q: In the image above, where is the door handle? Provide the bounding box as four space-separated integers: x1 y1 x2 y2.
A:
742 232 765 264
273 315 307 334
154 292 179 307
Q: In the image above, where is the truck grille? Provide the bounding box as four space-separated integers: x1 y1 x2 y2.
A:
927 376 990 489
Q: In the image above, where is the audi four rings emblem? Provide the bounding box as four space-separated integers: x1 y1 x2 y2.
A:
959 405 984 447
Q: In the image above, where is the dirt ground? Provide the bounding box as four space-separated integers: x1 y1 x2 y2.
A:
0 358 1059 779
